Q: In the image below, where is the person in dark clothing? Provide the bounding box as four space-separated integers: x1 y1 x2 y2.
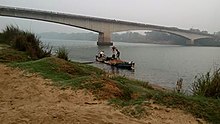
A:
111 46 117 59
116 49 120 59
176 78 183 93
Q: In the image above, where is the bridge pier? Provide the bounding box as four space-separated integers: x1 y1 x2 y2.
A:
185 39 195 46
97 32 113 46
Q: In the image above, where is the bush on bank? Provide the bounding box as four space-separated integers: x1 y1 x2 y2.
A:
192 68 220 99
56 46 69 61
1 25 51 59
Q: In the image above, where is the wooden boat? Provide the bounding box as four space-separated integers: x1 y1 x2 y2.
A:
96 55 135 70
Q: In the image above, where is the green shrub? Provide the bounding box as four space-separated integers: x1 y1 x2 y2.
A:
13 34 27 51
1 25 20 44
1 25 52 59
56 46 69 61
191 68 220 98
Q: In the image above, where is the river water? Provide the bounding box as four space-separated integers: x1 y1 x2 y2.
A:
42 39 220 92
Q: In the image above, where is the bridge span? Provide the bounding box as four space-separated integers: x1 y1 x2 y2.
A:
0 6 213 45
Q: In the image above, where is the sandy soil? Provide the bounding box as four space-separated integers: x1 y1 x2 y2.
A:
0 64 205 124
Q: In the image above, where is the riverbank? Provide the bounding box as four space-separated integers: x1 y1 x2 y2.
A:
1 44 220 123
0 63 205 124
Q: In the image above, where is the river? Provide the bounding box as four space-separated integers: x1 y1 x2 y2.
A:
42 39 220 92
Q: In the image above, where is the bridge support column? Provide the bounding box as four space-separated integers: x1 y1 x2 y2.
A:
97 32 113 46
186 39 195 46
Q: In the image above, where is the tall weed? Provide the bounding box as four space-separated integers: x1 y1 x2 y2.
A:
56 46 69 61
191 68 220 98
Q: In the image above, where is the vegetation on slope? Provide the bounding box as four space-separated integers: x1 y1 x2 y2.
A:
8 57 220 123
192 68 220 98
1 25 51 59
0 44 30 63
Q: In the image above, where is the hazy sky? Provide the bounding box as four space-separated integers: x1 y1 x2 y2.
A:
0 0 219 33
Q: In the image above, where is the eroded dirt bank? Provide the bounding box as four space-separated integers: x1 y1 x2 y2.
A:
0 64 204 124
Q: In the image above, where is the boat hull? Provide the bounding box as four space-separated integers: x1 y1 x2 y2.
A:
96 56 134 70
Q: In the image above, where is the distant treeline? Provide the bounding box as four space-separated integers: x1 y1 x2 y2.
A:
112 31 187 45
38 31 220 46
38 32 98 41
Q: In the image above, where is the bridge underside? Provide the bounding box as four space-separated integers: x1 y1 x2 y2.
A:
97 31 211 46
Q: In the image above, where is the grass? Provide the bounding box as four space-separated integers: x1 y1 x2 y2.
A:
10 57 103 81
108 76 220 122
11 57 71 81
110 87 220 122
0 44 31 62
152 92 220 122
10 57 105 91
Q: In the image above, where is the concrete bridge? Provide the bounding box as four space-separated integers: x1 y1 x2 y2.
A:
0 5 213 45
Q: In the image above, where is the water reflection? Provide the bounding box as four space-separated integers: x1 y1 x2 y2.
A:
111 66 119 74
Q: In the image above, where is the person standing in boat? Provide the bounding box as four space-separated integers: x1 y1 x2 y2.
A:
112 46 120 59
111 46 117 59
116 48 120 59
176 78 183 93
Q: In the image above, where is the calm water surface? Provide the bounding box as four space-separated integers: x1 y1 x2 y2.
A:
42 39 220 92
